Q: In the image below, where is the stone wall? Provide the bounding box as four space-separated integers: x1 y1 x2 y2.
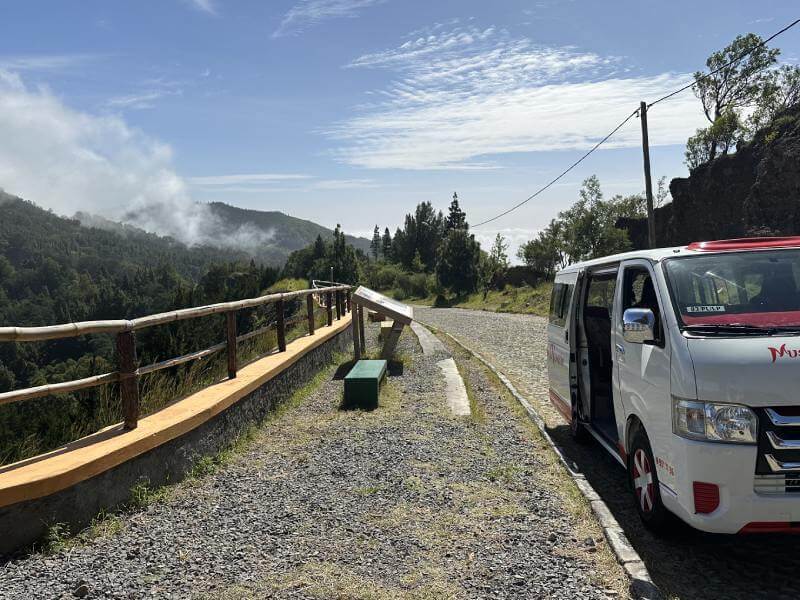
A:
0 325 352 557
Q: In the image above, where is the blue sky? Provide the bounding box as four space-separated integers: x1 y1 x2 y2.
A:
1 1 799 255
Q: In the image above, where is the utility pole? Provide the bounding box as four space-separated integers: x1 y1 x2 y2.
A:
640 101 656 249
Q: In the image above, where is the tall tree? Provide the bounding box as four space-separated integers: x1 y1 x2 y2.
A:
370 225 381 261
480 234 509 299
558 176 632 262
445 192 467 231
436 229 480 294
517 220 566 277
381 227 392 261
686 33 779 166
747 64 800 133
392 202 444 270
312 234 326 260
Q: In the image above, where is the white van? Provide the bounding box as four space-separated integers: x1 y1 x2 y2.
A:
548 237 800 534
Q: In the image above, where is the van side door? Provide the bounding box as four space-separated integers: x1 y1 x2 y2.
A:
547 273 577 420
614 260 671 450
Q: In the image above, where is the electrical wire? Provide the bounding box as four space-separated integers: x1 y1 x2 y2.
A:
648 17 800 109
472 109 639 228
472 16 800 229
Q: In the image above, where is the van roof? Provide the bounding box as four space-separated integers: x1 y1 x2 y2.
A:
556 236 800 274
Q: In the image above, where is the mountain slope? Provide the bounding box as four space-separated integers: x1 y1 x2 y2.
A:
206 202 371 262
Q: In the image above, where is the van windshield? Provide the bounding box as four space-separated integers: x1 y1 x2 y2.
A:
664 250 800 329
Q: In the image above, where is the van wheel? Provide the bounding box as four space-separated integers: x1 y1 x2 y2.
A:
570 396 590 443
628 426 669 533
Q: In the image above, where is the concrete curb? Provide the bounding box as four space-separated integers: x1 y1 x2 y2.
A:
417 321 662 600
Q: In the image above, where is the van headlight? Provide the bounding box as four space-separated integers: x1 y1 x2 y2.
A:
672 398 757 444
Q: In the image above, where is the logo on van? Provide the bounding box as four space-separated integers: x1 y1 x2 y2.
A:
769 344 800 363
547 342 566 366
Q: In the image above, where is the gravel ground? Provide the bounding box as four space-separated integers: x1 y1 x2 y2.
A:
417 306 800 600
0 320 626 599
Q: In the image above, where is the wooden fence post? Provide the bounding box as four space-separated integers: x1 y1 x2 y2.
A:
306 293 315 336
276 299 287 352
335 290 342 320
358 304 366 350
326 292 333 326
226 311 237 379
346 290 351 314
116 330 139 430
352 301 361 360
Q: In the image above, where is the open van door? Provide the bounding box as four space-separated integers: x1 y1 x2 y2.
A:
568 268 588 436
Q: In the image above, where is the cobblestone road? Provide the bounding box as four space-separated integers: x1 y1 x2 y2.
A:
417 307 800 600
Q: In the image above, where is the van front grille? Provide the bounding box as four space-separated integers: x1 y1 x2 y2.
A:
754 474 800 495
754 407 800 494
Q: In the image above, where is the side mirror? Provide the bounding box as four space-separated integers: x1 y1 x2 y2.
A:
623 308 656 344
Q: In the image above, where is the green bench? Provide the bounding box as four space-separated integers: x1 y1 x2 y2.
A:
344 360 387 408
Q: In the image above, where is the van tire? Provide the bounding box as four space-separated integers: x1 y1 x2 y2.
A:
628 426 670 534
570 396 590 443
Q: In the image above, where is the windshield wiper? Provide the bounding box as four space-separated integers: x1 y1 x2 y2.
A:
683 324 800 336
768 326 800 335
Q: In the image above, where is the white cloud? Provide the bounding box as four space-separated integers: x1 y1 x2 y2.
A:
186 0 216 14
0 54 97 72
187 175 379 193
188 173 313 185
107 90 182 110
331 25 705 170
273 0 385 38
310 178 379 190
0 70 274 249
472 227 542 265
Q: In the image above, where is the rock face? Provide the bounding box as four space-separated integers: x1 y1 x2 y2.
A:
619 104 800 249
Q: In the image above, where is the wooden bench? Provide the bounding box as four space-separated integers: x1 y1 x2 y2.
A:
344 360 387 407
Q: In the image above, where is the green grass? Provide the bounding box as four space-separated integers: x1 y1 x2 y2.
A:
447 283 552 316
266 277 310 293
380 282 553 317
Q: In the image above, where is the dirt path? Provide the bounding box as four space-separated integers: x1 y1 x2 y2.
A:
0 319 626 599
417 306 800 600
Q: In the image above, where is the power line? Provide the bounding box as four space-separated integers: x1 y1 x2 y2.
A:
648 17 800 108
472 109 639 228
473 16 800 229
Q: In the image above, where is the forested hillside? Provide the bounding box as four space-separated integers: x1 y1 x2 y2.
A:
77 200 371 267
207 202 372 259
0 193 284 463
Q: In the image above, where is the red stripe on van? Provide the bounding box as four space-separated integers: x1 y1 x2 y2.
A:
739 521 800 534
687 237 800 251
549 389 572 423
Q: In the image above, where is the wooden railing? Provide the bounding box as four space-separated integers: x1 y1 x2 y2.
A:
0 285 353 430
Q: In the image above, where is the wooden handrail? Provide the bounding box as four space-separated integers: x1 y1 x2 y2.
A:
0 285 350 342
0 372 121 406
136 341 228 377
0 284 353 431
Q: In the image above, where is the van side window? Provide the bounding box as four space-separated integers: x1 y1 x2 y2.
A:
585 275 616 315
549 282 574 327
622 267 662 341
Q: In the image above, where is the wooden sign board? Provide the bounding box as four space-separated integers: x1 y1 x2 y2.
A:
350 286 413 360
351 287 413 325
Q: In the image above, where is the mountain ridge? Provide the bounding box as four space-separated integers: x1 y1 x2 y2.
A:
70 199 371 266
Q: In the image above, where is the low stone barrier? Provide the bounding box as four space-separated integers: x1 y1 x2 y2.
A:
0 318 352 557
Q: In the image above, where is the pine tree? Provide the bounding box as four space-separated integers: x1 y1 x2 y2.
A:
312 234 326 259
381 227 392 261
370 225 381 261
445 192 467 231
